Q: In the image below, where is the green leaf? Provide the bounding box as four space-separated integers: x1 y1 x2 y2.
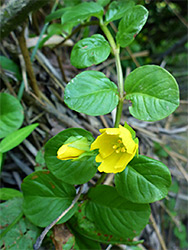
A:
0 198 40 249
44 128 98 185
86 185 150 239
105 0 135 24
45 7 72 22
71 34 111 69
0 188 23 200
116 5 148 47
61 2 103 25
48 23 65 35
0 198 23 236
70 228 101 250
22 171 77 227
0 93 24 139
97 0 110 7
64 71 119 116
64 0 81 7
124 65 180 121
0 56 22 81
0 123 38 153
35 148 46 171
69 201 145 245
115 155 171 204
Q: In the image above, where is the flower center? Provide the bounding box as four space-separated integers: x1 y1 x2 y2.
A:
112 139 126 153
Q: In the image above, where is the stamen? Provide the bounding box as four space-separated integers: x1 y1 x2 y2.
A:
116 149 120 153
113 145 117 149
117 139 122 143
121 147 126 152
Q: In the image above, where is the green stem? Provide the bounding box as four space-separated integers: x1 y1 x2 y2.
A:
114 50 124 99
114 98 124 128
95 173 107 186
99 23 116 54
100 22 124 127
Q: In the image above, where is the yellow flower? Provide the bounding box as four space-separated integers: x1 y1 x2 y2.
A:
57 136 89 160
90 125 138 173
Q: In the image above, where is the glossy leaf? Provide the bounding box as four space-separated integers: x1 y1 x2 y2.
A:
22 171 77 227
69 202 144 245
45 7 72 22
86 186 150 239
44 128 98 185
0 123 38 153
115 155 171 204
0 188 23 200
0 198 40 249
61 2 103 24
0 56 22 81
97 0 110 7
116 5 148 47
64 71 119 116
71 34 111 69
64 0 81 7
125 65 180 121
0 93 24 139
70 228 101 250
105 0 135 24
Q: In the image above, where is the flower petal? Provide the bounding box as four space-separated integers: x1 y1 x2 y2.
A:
90 133 117 158
114 151 135 169
99 128 120 135
97 152 125 173
119 125 136 154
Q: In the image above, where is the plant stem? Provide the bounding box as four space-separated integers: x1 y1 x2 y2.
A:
114 50 124 99
95 172 107 186
114 98 124 128
100 22 124 127
99 23 116 54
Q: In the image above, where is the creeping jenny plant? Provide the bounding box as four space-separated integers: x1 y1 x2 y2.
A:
18 1 180 249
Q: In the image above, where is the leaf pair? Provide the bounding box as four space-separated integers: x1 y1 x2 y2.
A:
64 66 179 121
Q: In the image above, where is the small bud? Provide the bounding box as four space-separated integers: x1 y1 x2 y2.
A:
57 136 89 161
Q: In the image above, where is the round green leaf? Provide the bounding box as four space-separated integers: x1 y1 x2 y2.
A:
105 0 135 24
61 2 103 24
44 128 98 185
0 123 38 153
116 5 148 47
86 185 150 239
22 171 77 227
69 202 143 245
0 93 24 139
64 71 119 116
125 65 179 121
71 34 111 69
115 155 171 204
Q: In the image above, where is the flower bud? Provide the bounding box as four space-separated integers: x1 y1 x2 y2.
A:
57 136 89 160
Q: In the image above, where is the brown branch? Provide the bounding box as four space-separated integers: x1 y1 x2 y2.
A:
150 214 167 250
17 24 40 97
